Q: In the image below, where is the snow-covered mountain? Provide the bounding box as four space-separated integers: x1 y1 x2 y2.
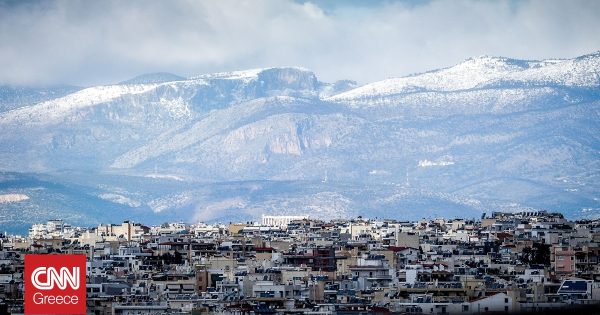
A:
331 52 600 98
1 53 599 233
328 52 600 116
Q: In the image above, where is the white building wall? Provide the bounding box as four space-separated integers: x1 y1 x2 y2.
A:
470 292 515 314
261 215 308 228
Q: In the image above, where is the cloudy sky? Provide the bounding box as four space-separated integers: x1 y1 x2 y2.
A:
1 0 599 86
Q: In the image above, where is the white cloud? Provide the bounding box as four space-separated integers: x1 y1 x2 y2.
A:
0 0 599 86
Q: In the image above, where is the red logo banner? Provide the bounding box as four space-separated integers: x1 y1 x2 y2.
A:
25 254 86 314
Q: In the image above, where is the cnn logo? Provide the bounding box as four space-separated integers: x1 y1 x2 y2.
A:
31 266 80 290
25 255 86 314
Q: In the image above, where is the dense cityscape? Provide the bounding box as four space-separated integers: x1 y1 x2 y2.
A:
1 1 599 315
1 211 600 314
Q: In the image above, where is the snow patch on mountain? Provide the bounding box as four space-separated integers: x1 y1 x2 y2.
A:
369 169 391 176
419 156 455 168
98 193 141 207
144 173 184 181
0 193 29 203
450 133 521 146
148 192 194 213
158 96 191 119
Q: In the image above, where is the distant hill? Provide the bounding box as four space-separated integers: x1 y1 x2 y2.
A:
119 72 186 85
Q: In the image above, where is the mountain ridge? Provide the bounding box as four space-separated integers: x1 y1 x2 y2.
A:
328 52 600 103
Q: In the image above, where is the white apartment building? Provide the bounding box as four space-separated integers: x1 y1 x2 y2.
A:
261 215 308 228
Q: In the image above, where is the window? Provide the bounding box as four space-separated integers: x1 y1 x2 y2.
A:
484 307 489 312
462 305 469 311
505 306 509 312
505 298 508 303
